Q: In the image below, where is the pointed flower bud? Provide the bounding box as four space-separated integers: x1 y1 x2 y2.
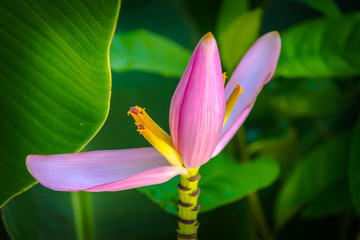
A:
169 33 226 168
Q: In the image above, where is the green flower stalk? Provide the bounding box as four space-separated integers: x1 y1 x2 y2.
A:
177 168 200 239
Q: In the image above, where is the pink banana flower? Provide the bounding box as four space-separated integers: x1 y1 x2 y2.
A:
26 32 281 192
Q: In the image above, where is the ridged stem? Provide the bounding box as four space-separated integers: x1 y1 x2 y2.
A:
177 168 201 240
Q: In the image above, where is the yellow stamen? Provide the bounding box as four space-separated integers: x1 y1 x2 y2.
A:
224 83 243 125
222 72 227 85
128 106 183 167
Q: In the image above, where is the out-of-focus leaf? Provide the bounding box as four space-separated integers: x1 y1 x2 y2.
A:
2 185 177 240
349 113 360 217
269 79 343 117
218 9 263 72
0 214 10 240
247 128 300 176
198 199 256 240
216 0 248 35
117 0 197 48
85 72 179 151
262 0 322 34
3 180 256 240
276 13 360 78
275 133 351 227
110 29 191 77
179 0 222 37
293 0 341 17
3 185 76 240
301 176 352 218
0 0 120 207
139 154 280 214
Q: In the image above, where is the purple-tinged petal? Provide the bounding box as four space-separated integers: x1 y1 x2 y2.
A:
169 33 226 168
214 32 281 157
87 166 185 192
26 147 187 192
213 102 253 157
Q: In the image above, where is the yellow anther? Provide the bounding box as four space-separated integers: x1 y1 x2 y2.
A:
128 106 170 145
222 72 227 85
135 123 146 134
224 83 243 125
128 106 183 167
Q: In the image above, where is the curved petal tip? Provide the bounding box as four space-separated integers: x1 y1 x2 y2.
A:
214 31 281 156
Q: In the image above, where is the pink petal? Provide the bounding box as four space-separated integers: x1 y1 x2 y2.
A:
213 32 281 157
169 37 198 151
26 147 187 192
169 33 226 168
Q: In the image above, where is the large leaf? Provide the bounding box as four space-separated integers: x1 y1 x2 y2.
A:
276 13 360 78
218 9 263 72
349 113 360 217
0 0 120 207
139 154 280 214
110 29 191 78
274 133 351 227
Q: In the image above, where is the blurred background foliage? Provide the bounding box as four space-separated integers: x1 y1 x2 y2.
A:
1 0 360 239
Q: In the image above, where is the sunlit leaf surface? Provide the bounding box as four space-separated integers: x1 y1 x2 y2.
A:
0 0 120 207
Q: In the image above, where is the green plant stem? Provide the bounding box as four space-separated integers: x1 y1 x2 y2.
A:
177 168 201 240
247 194 274 240
236 128 274 240
72 191 94 240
